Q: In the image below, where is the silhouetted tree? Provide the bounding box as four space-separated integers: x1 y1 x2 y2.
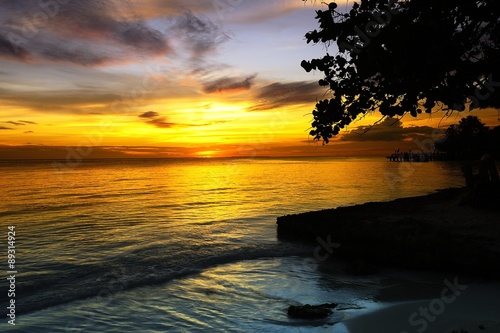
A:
435 116 490 159
302 0 500 142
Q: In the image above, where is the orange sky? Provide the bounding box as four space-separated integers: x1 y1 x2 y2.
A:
1 0 499 159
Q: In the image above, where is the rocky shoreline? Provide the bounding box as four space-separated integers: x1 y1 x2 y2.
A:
276 187 500 278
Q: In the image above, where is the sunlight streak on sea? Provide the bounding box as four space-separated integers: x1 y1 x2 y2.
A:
0 157 465 332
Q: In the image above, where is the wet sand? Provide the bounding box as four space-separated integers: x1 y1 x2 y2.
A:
344 281 500 333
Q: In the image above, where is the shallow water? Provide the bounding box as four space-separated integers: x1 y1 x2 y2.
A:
7 256 488 333
3 257 418 332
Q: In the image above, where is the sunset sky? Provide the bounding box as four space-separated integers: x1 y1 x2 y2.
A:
1 0 499 159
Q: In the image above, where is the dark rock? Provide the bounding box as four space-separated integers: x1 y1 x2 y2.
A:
276 187 500 279
287 303 337 319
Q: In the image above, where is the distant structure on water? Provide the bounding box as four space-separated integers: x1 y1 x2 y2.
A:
386 149 446 162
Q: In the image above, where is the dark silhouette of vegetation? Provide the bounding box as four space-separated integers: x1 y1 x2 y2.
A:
435 116 494 160
434 116 500 208
302 0 500 143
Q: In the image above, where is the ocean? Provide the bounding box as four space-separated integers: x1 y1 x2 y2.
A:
0 157 466 332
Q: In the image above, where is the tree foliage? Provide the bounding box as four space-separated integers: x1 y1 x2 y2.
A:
302 0 500 142
435 116 499 159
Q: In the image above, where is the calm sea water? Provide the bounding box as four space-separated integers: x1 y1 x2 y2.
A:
0 157 465 332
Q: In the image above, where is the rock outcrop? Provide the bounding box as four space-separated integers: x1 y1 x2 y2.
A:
277 188 500 278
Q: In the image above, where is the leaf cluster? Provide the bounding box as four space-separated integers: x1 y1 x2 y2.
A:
302 0 500 142
435 115 500 158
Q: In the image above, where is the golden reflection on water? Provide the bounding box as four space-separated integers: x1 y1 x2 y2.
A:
0 157 469 333
1 157 465 239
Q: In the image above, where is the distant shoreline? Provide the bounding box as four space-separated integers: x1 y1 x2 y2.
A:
277 187 500 278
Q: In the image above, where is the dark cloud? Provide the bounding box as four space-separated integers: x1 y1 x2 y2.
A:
147 117 176 128
5 120 36 126
51 1 167 53
0 0 171 65
119 22 167 52
138 111 174 128
24 131 33 133
340 118 435 142
248 81 326 111
0 34 31 61
172 10 229 57
0 126 13 130
138 110 227 129
38 40 113 66
139 111 160 118
202 74 256 94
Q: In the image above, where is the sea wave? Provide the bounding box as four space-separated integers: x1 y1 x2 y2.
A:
1 241 314 316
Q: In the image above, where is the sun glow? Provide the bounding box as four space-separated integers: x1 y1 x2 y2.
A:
1 0 499 160
195 150 221 158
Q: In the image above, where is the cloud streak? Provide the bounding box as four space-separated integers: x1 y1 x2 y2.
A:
138 111 229 129
0 87 123 114
248 81 325 111
340 118 435 142
0 34 31 60
138 111 175 128
6 121 26 126
4 120 36 126
202 74 256 94
172 10 230 57
0 0 238 69
0 0 171 65
139 111 160 119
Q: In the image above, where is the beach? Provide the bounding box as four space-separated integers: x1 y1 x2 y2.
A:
345 285 500 333
277 186 500 332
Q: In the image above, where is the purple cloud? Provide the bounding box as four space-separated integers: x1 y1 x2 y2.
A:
0 0 171 65
172 10 229 57
248 81 325 111
202 74 256 94
340 118 435 142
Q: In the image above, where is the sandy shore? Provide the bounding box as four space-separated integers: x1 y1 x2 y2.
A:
277 187 500 332
344 281 500 333
277 187 500 278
